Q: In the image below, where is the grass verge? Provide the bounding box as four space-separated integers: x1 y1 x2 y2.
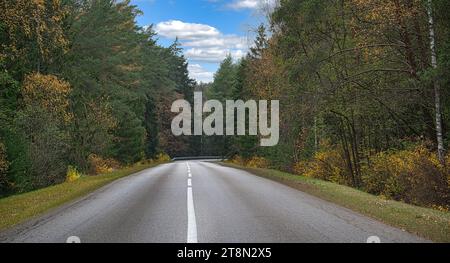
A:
0 161 166 231
220 162 450 243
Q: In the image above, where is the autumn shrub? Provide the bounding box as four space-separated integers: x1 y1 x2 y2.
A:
0 142 9 189
66 166 82 183
139 153 171 166
446 155 450 186
88 154 121 175
362 152 392 195
228 155 270 168
246 156 270 168
293 160 309 176
229 155 246 166
362 145 450 208
154 153 171 163
301 146 349 185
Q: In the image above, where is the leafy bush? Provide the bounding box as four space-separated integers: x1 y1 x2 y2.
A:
228 155 270 168
0 142 9 188
229 155 246 166
362 152 392 195
292 143 449 209
17 106 69 189
362 145 450 208
446 155 450 186
138 153 171 166
154 153 171 163
66 166 82 183
293 160 309 176
295 146 349 185
88 154 121 175
246 156 270 168
16 74 73 190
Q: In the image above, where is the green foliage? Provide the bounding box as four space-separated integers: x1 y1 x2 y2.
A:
0 128 30 195
208 55 238 100
201 55 238 156
16 105 70 190
209 0 450 209
0 0 195 195
110 105 146 164
154 153 171 163
249 24 268 60
0 141 9 191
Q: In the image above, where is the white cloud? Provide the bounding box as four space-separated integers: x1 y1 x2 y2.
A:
154 20 250 82
183 35 247 50
228 0 259 9
155 20 249 61
185 48 246 63
155 20 220 40
188 64 215 83
227 0 278 11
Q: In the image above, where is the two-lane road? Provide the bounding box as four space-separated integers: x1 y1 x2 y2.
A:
0 161 426 243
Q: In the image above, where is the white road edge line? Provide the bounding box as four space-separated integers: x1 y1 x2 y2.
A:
186 162 198 243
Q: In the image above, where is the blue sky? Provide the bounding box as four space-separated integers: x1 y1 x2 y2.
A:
130 0 274 83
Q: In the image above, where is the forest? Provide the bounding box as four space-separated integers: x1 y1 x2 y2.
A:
0 0 199 196
1 0 449 210
204 0 450 209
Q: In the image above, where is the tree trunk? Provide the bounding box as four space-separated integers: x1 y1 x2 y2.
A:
427 0 445 163
314 116 318 152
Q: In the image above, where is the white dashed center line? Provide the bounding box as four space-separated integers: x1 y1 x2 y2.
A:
186 162 198 243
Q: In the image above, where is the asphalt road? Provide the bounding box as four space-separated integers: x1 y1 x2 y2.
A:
0 161 426 243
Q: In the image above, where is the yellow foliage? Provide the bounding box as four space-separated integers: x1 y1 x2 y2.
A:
155 153 171 163
88 154 121 175
229 156 270 169
362 145 449 208
293 160 309 176
293 143 449 208
66 166 81 183
349 0 426 64
0 0 68 63
135 153 171 167
246 156 269 169
445 155 450 187
22 73 73 122
0 142 9 177
297 145 348 185
245 37 288 100
229 156 246 166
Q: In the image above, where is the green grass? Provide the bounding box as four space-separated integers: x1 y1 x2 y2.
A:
0 161 166 231
221 162 450 243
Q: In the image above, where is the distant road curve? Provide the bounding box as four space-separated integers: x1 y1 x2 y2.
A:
0 160 427 243
171 156 227 161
